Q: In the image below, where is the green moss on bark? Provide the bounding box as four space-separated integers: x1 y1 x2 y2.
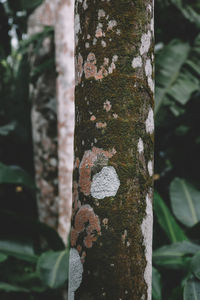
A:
72 0 154 299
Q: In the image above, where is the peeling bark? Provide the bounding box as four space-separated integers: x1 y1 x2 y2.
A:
28 0 74 244
69 0 154 299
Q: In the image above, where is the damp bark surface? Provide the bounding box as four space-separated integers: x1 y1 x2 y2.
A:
69 0 154 300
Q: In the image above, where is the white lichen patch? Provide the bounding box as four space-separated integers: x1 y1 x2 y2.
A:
145 108 154 134
148 77 154 92
151 18 154 32
98 9 106 19
101 40 106 47
113 113 118 119
108 62 116 74
68 248 83 300
141 193 153 300
145 59 154 92
91 166 120 199
112 55 118 62
140 31 151 55
132 56 142 68
145 59 152 77
75 14 81 45
116 29 121 35
85 42 89 48
147 160 153 177
147 3 152 13
108 20 117 30
83 0 88 10
137 138 144 153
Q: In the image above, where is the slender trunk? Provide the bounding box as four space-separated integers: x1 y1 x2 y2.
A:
69 1 154 299
28 0 74 244
55 0 75 244
28 0 58 230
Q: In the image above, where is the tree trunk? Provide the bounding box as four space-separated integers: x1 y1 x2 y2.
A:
69 1 154 300
28 0 58 230
55 0 75 244
28 0 74 244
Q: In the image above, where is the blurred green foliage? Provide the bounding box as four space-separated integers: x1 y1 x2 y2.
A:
154 0 200 299
0 0 200 299
0 1 69 299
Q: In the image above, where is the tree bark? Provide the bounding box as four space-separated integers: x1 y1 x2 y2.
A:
28 0 58 230
69 1 154 300
28 0 74 244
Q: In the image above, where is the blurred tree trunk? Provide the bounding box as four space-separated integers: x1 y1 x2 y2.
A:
28 0 74 244
68 1 154 300
28 0 58 231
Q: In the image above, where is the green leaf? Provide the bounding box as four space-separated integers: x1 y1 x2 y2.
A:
152 267 162 300
0 122 16 136
0 253 7 263
154 191 187 242
0 239 38 262
37 249 69 289
155 35 200 115
10 272 46 293
153 241 200 269
191 251 200 280
171 0 200 29
0 162 35 189
184 278 200 300
0 282 29 293
8 0 43 12
155 40 190 114
170 178 200 227
0 210 65 251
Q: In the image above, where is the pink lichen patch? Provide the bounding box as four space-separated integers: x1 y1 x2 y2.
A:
95 23 104 38
104 100 112 112
71 204 101 249
90 115 96 121
84 62 97 79
84 53 117 81
95 66 108 80
79 147 116 196
95 28 103 38
96 122 107 129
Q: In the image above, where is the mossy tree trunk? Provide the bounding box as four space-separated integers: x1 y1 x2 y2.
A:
69 1 154 299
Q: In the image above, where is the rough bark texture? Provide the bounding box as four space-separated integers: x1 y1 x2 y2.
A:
28 0 74 243
69 1 154 300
